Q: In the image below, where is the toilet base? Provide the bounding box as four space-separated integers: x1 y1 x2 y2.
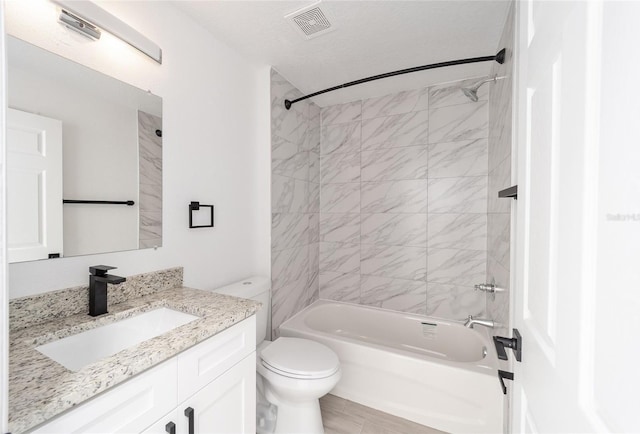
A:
265 389 324 434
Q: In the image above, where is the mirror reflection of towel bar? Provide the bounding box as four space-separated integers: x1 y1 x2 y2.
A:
63 199 135 206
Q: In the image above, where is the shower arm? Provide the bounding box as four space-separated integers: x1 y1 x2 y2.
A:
284 48 506 110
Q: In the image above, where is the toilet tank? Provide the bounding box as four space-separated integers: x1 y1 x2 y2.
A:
214 276 270 345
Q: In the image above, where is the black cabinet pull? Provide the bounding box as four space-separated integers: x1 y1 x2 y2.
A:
165 421 176 434
184 406 195 434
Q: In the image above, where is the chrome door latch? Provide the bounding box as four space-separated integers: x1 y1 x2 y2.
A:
493 329 522 362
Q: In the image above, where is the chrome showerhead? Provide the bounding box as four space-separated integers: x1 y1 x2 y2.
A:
460 75 505 102
462 86 480 102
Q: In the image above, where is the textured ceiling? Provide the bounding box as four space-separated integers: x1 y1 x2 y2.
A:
174 1 511 106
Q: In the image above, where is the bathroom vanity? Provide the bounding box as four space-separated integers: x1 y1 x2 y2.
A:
8 269 260 434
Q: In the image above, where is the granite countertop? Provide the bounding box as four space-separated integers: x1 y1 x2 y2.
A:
9 286 261 433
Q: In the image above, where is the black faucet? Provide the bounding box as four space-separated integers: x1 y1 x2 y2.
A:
89 265 126 316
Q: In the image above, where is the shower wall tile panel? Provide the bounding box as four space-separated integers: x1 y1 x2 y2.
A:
360 180 428 214
321 101 362 126
487 3 515 337
270 70 321 336
361 88 429 120
138 111 162 249
360 213 427 247
427 139 488 178
321 121 361 155
320 213 361 244
318 76 491 320
320 152 361 184
320 182 361 213
271 174 308 214
361 110 429 150
427 176 488 214
428 101 488 143
487 156 512 214
271 213 309 252
319 242 361 275
426 248 487 286
271 244 309 290
360 146 429 181
427 214 488 251
360 275 427 315
319 272 361 303
308 182 320 213
360 245 427 281
426 282 485 319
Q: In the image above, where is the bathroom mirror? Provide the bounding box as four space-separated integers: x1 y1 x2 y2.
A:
6 36 162 263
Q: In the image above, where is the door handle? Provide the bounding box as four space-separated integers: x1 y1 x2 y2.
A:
184 407 194 434
493 328 522 361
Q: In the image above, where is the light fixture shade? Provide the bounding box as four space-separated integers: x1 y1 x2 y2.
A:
52 0 162 64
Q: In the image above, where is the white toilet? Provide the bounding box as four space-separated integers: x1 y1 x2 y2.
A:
215 277 341 434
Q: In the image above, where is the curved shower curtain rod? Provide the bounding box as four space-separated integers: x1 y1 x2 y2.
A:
284 48 506 110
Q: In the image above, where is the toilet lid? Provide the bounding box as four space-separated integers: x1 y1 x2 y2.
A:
260 337 339 379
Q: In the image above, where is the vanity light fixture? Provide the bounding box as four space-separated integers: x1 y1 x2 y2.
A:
52 0 162 64
58 10 101 40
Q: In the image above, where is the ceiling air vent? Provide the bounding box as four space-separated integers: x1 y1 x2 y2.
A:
285 2 336 40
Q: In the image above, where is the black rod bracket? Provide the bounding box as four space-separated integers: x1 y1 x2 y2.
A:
285 48 507 109
493 328 522 362
498 185 518 200
498 370 514 395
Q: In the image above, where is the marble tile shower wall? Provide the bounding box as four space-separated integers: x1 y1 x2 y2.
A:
319 79 490 320
138 111 163 249
487 2 515 336
271 70 321 337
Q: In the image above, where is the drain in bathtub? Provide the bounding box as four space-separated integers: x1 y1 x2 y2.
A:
421 322 437 339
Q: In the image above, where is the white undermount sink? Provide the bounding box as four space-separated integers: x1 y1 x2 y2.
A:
36 308 200 372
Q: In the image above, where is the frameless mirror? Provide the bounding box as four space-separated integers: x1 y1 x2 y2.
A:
7 36 162 263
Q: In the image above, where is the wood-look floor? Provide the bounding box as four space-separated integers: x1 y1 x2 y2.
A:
320 394 448 434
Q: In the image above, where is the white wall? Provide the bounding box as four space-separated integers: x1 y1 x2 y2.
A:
0 3 9 430
6 0 271 298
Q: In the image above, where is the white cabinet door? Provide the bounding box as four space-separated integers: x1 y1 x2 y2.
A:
141 409 179 434
7 108 63 262
182 354 256 434
178 316 255 402
31 359 177 434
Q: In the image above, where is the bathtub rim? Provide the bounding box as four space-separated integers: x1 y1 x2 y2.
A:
279 299 500 376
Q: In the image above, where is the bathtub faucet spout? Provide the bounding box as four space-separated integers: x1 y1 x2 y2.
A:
464 315 495 329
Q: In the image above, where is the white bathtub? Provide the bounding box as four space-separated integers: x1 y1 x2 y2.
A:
279 300 503 434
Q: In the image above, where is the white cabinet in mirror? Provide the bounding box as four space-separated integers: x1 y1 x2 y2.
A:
6 35 162 263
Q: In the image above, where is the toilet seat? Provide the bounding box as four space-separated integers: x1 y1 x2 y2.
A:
260 337 340 380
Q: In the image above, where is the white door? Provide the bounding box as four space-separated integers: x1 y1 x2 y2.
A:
7 108 63 262
513 1 640 432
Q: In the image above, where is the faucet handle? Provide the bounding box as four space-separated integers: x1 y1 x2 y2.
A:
90 265 117 277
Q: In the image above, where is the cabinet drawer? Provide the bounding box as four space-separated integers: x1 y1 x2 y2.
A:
177 316 255 402
31 358 178 434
